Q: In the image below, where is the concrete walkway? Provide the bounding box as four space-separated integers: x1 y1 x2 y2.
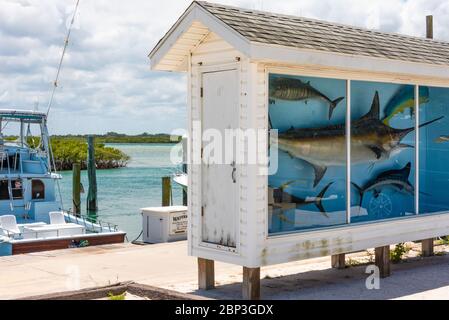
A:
1 241 449 300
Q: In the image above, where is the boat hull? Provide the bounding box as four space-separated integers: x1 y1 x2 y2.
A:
6 232 126 255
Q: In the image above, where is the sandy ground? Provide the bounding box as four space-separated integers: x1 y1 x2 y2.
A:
1 241 449 300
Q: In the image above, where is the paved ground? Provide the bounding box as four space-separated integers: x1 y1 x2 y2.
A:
1 241 449 300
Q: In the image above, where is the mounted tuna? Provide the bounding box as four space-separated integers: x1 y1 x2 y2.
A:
274 91 443 187
269 77 345 119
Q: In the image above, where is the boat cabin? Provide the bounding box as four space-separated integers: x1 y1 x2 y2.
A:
149 1 449 298
0 110 59 223
0 110 126 256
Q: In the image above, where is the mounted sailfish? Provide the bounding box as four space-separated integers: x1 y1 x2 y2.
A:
351 162 414 208
382 86 429 125
275 91 443 187
269 77 345 119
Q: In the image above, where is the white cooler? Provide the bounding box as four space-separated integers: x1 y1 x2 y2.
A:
141 206 188 243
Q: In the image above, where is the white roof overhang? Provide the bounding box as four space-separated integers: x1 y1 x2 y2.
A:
149 3 250 72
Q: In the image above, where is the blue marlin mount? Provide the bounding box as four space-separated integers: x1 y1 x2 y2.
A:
274 91 443 187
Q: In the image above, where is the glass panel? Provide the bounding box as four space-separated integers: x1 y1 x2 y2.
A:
350 81 415 223
268 74 347 234
419 86 449 214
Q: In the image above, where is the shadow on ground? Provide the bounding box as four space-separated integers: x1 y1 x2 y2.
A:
191 254 449 300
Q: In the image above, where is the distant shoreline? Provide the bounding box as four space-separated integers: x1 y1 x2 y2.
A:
50 133 182 144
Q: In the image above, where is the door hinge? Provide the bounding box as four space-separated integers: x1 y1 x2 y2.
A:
200 87 203 98
201 206 204 217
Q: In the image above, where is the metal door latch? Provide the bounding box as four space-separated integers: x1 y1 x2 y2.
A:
231 161 236 183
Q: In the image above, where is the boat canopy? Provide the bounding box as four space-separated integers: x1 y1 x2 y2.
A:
0 110 46 123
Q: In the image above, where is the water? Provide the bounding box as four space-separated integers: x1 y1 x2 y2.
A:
58 143 184 241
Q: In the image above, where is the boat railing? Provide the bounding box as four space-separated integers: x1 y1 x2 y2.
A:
64 211 120 233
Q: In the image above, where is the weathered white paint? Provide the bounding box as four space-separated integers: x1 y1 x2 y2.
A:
187 31 250 265
151 3 449 269
201 68 239 248
260 212 449 267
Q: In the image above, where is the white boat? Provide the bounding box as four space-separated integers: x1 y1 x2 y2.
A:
0 110 126 256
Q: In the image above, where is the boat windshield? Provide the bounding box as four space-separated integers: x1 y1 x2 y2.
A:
0 110 47 150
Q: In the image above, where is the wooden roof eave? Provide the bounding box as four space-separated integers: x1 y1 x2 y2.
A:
149 2 251 72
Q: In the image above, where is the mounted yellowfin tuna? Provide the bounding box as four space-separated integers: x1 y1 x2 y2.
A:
382 86 429 125
274 91 442 187
269 77 345 119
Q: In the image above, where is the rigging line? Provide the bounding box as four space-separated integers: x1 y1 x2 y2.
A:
46 0 81 117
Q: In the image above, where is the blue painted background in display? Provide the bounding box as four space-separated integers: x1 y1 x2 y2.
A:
268 74 449 235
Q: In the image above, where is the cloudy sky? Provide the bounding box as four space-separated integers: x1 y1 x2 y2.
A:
0 0 448 135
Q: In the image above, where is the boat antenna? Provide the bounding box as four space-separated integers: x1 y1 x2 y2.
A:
45 0 80 117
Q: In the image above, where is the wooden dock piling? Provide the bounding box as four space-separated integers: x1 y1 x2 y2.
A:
72 163 81 216
162 177 171 206
87 136 98 214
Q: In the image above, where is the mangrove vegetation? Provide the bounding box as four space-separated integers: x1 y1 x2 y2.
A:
49 138 130 171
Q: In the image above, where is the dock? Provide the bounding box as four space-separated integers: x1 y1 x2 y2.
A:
2 241 449 300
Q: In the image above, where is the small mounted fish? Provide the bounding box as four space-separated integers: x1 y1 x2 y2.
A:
275 182 335 218
382 86 429 125
435 135 449 143
269 77 345 119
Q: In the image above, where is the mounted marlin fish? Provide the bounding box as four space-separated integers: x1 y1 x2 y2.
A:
351 162 414 208
269 77 345 119
382 85 429 125
274 91 443 187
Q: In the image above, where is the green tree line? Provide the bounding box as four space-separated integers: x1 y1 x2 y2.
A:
49 138 130 171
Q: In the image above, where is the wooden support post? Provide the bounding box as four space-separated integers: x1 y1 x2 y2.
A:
198 258 214 290
423 17 436 258
422 238 434 257
331 254 346 269
375 246 391 278
72 163 81 216
242 267 260 300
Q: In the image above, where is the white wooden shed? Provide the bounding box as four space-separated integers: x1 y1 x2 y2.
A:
149 1 449 299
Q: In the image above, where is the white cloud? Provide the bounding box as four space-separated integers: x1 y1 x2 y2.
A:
0 0 448 134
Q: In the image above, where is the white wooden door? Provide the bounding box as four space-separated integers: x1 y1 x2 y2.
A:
201 69 239 249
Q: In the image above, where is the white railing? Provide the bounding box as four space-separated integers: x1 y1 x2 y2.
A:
64 211 120 233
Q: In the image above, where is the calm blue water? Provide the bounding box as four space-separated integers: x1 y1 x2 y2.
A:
58 143 184 241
